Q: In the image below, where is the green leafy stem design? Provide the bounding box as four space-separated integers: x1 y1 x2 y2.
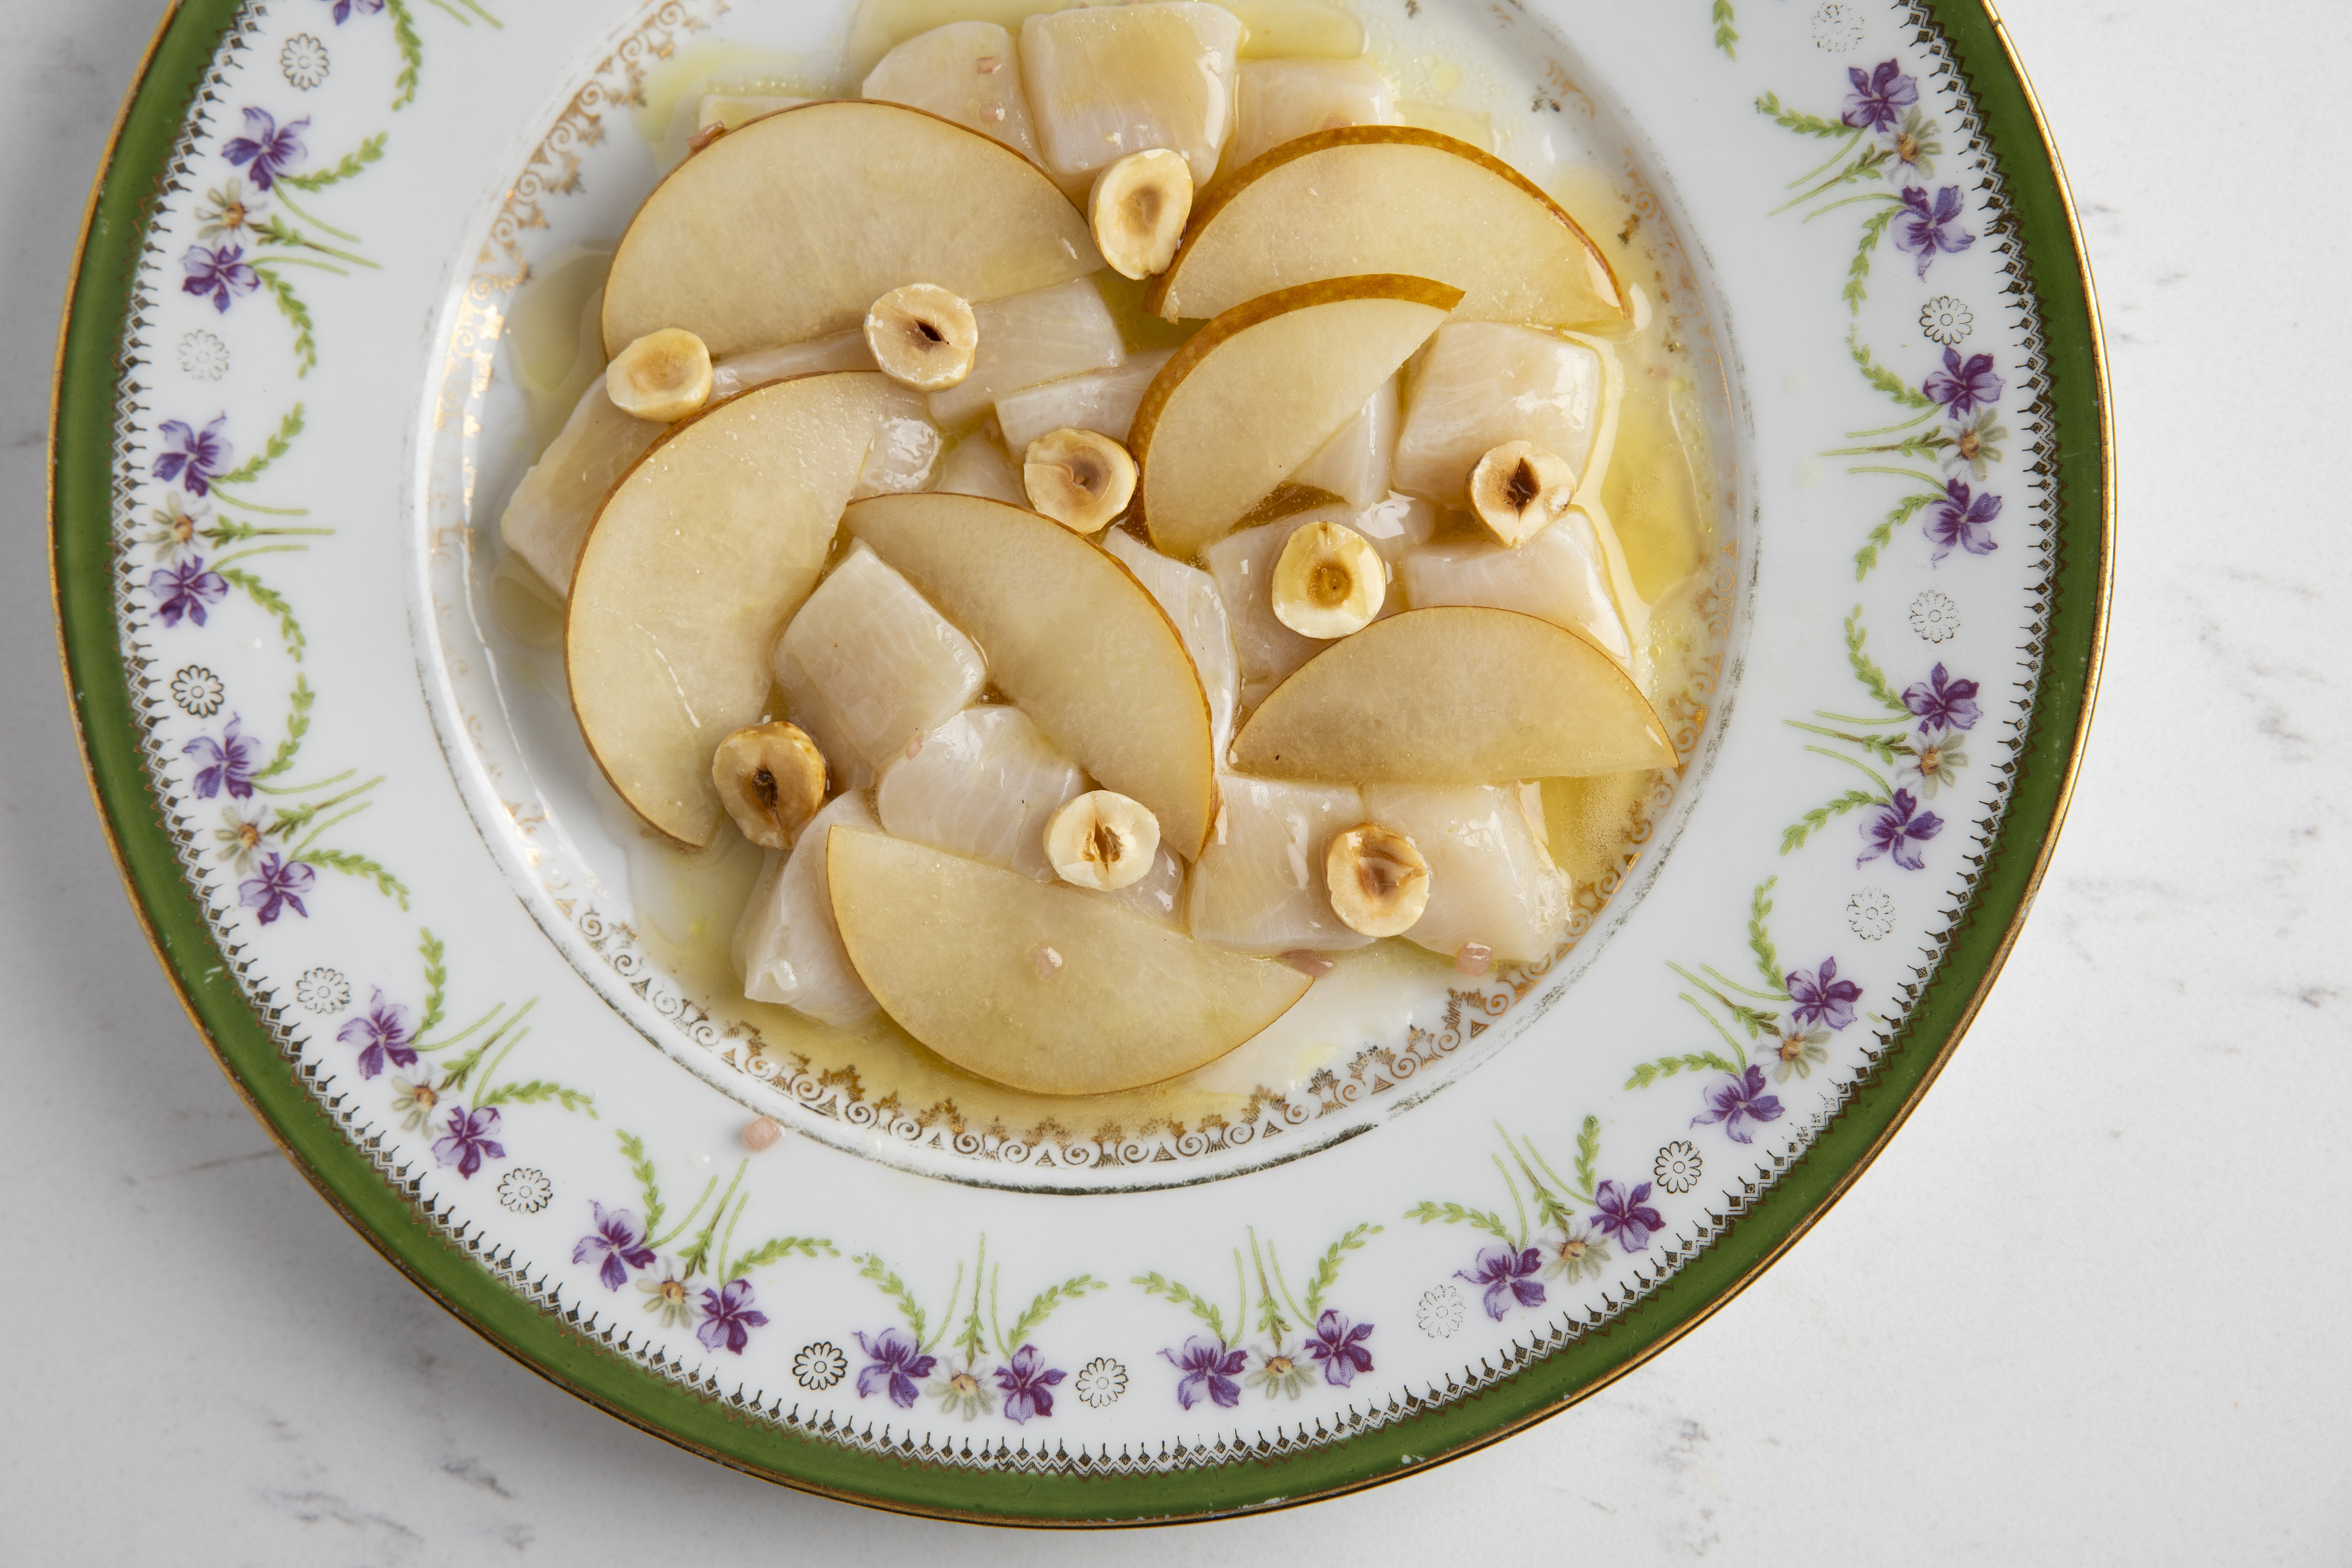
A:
181 406 414 909
1133 1221 1382 1354
623 1134 832 1290
1775 606 1964 853
858 1237 1101 1369
1407 1118 1605 1252
1757 93 1944 314
1826 333 2009 579
1628 878 1794 1084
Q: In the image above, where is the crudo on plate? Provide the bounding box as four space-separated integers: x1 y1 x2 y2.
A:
494 0 1720 1102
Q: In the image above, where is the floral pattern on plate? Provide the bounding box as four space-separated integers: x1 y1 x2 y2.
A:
58 0 2092 1510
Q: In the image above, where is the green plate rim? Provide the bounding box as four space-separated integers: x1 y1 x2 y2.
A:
50 0 2109 1526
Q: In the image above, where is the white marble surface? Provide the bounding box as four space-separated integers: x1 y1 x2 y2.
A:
4 0 2346 1558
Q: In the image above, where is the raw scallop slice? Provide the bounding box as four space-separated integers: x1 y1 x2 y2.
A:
1102 527 1240 760
777 541 986 769
926 277 1125 426
1184 776 1373 955
1021 2 1243 189
876 705 1087 882
1392 321 1604 508
862 21 1042 164
1400 512 1631 662
1361 783 1572 963
734 791 883 1025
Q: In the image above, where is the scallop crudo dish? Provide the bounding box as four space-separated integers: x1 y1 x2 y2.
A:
498 0 1720 1102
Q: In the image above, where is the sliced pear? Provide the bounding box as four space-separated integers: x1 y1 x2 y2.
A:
843 492 1217 859
1147 127 1625 331
828 826 1310 1096
1130 275 1462 559
602 100 1100 360
567 372 898 846
1229 606 1677 784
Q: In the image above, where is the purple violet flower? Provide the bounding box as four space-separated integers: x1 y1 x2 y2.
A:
1924 347 2004 419
238 851 314 924
853 1328 937 1408
1591 1180 1665 1251
180 243 261 314
336 987 416 1078
321 0 386 21
1840 60 1918 132
1893 185 1976 278
572 1203 657 1291
184 715 263 799
1786 958 1863 1032
695 1279 769 1354
1925 478 2002 563
431 1102 505 1177
151 555 229 628
1456 1242 1546 1321
152 414 232 497
1859 788 1945 871
221 107 308 192
1692 1065 1785 1145
1303 1310 1375 1387
1162 1336 1247 1410
992 1344 1065 1423
1903 663 1982 733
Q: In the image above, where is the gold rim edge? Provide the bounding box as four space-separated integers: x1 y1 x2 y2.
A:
45 0 2116 1527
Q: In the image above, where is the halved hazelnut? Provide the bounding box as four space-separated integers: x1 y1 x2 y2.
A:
1045 790 1161 890
1271 519 1385 638
1326 823 1432 938
1468 440 1576 547
1024 427 1136 534
710 722 827 849
864 283 980 392
1089 148 1194 280
606 327 714 423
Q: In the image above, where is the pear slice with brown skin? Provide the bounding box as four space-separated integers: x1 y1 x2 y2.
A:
1129 274 1462 559
828 826 1310 1096
566 372 898 847
1146 126 1626 330
1229 606 1677 784
844 492 1217 861
602 100 1100 360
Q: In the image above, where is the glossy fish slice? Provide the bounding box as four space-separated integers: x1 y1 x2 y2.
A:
777 541 986 768
927 277 1125 426
933 433 1028 506
875 704 1087 882
1360 782 1572 963
1392 321 1604 507
1020 2 1244 189
1227 56 1396 174
497 381 661 592
1102 526 1240 760
994 348 1174 456
1400 510 1632 661
1185 775 1374 954
862 21 1043 164
1287 372 1399 508
733 791 883 1025
851 381 943 498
